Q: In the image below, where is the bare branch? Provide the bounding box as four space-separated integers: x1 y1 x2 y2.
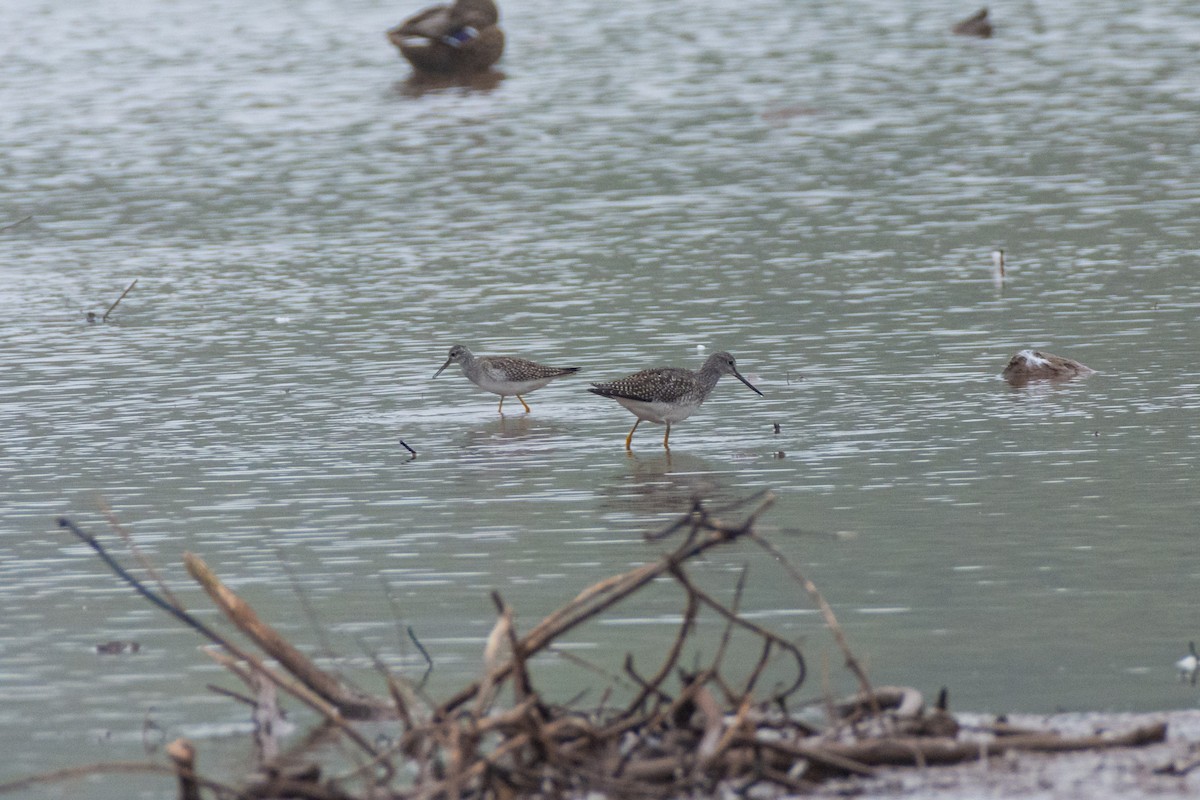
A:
102 278 138 322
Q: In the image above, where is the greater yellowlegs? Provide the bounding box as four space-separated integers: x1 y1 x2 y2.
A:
1001 349 1095 387
433 344 579 413
588 351 763 450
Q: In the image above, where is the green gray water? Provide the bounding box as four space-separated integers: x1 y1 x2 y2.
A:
3 0 1199 792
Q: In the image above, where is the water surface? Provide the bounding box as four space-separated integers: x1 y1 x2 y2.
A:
3 0 1200 793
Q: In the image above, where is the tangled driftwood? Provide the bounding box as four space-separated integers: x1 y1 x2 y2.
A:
0 495 1172 798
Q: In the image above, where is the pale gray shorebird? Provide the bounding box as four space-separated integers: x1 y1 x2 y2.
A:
589 351 763 450
433 344 579 413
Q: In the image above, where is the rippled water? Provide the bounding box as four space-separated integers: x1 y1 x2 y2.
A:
3 0 1200 792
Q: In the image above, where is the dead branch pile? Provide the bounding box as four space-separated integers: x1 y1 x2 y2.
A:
5 494 1170 799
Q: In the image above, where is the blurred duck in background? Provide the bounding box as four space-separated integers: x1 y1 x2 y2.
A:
952 8 993 38
387 0 504 73
1002 350 1095 387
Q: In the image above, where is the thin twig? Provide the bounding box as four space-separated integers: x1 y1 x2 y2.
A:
364 649 417 730
58 518 216 638
644 498 705 542
748 530 874 707
97 498 184 609
709 488 777 519
622 581 698 715
712 566 748 670
407 625 434 688
279 553 337 659
206 683 257 708
101 278 138 322
544 645 633 693
378 577 435 687
0 215 32 232
668 563 807 704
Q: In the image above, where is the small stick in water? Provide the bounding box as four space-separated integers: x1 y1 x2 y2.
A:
408 625 434 681
399 439 417 457
0 215 33 232
102 279 139 322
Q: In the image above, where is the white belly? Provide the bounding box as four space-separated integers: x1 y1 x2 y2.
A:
474 375 554 396
613 396 701 425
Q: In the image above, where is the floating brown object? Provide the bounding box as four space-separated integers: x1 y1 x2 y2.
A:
952 7 993 38
1002 349 1095 386
387 0 504 74
95 640 140 655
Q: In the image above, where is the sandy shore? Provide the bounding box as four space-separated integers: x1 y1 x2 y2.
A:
811 710 1200 799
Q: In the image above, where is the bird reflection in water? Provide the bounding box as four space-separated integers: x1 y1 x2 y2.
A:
598 451 728 516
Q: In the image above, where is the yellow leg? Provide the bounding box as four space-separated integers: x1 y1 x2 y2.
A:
663 424 671 450
517 394 531 413
625 419 641 450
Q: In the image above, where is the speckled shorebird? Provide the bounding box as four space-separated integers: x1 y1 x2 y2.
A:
589 351 763 450
433 344 579 413
1001 349 1095 386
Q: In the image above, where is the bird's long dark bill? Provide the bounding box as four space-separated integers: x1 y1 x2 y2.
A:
734 370 764 396
433 359 453 378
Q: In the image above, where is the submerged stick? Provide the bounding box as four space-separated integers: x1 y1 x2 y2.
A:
749 530 875 710
279 555 337 659
407 625 434 683
102 279 138 322
379 576 434 687
99 498 183 609
58 518 224 641
0 215 32 232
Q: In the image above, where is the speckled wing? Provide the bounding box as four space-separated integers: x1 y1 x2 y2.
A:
484 357 578 383
589 368 695 403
